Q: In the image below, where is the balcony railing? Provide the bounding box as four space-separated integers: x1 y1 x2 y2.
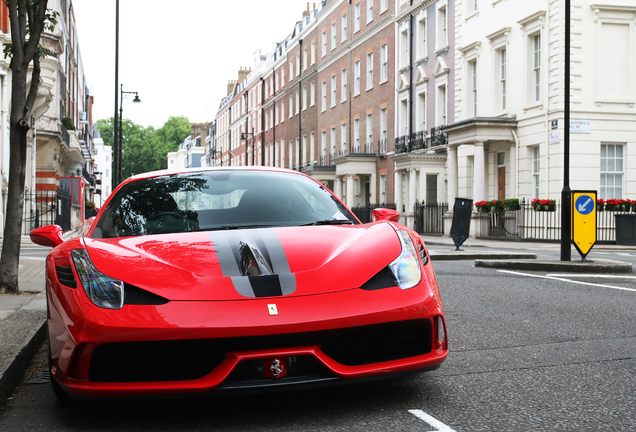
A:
430 126 448 147
365 142 374 154
395 131 426 154
395 135 409 154
353 144 361 153
61 125 70 148
409 131 426 151
379 139 388 154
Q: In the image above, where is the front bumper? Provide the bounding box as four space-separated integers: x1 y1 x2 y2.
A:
48 282 447 398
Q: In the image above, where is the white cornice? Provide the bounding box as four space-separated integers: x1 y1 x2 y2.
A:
396 0 437 24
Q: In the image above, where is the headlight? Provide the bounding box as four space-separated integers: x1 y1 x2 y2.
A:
388 231 422 289
71 250 124 309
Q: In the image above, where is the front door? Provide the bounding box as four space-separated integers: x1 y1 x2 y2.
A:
498 167 506 199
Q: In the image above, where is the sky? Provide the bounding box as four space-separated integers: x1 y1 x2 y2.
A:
72 0 311 129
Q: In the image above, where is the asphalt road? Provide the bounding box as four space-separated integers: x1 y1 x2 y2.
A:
1 244 634 431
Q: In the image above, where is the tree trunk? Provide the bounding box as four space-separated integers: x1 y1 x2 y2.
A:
0 119 28 294
0 42 29 294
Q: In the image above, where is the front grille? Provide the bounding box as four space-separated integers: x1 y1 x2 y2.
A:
89 340 226 382
88 319 432 383
55 266 76 288
320 319 432 366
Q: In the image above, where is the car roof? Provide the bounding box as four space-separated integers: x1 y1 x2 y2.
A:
125 166 308 183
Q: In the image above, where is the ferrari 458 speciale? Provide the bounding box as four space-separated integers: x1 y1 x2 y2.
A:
31 167 447 399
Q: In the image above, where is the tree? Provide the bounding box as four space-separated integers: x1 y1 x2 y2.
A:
95 116 190 180
0 0 58 294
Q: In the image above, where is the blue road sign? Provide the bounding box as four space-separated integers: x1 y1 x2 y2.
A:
575 194 594 215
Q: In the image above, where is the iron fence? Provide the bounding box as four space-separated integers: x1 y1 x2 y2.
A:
477 200 629 242
21 189 72 234
414 202 448 235
351 203 397 224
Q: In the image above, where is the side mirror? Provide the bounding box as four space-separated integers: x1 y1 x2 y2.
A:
30 225 64 248
372 208 400 223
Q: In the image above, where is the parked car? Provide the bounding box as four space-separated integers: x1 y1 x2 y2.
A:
31 167 447 400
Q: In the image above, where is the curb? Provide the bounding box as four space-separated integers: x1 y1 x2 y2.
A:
475 259 633 273
0 296 47 408
431 252 537 261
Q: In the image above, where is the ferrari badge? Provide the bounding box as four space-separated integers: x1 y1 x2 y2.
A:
268 304 278 315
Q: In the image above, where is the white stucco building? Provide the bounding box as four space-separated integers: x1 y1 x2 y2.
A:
91 131 112 208
441 0 636 235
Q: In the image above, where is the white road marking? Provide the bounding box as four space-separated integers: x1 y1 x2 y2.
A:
498 270 636 293
408 409 456 432
592 252 636 257
547 274 636 279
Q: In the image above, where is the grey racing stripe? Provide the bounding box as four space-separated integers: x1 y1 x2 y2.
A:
208 229 296 296
209 231 241 276
257 229 296 295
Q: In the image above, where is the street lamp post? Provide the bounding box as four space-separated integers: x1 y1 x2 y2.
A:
240 132 254 166
117 85 141 183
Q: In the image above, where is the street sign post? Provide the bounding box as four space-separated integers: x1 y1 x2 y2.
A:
571 191 597 260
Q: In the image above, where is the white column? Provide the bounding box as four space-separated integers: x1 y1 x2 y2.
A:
369 172 377 204
473 141 485 204
346 175 356 208
408 169 417 228
395 170 403 214
509 142 517 198
409 169 417 208
335 177 343 201
447 145 458 207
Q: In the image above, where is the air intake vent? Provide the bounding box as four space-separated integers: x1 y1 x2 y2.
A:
55 266 77 288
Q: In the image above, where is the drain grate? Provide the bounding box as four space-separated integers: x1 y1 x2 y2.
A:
26 370 51 385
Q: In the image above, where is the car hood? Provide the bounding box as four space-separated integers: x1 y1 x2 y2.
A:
83 223 402 301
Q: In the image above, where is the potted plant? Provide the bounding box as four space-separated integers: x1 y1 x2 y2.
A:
596 198 605 212
490 199 504 212
474 201 490 213
62 116 75 131
605 198 627 212
503 198 520 211
531 199 556 212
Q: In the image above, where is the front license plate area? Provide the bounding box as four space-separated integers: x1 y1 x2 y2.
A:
263 356 287 379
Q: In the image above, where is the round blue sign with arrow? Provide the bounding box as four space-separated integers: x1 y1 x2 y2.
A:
575 195 594 215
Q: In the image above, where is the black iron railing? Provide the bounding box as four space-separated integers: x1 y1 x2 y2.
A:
22 189 72 233
61 125 70 148
414 202 448 235
477 200 630 243
430 126 448 147
395 135 409 154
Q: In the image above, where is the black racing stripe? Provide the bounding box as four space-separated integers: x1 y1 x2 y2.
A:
249 275 283 297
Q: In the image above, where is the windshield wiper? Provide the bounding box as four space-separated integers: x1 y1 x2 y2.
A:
300 219 355 226
200 224 274 232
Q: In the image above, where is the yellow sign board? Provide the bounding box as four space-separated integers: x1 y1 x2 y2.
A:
571 191 597 259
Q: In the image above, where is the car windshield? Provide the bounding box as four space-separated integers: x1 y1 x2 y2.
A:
92 170 358 238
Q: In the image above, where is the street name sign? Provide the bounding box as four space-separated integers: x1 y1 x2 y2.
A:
571 191 597 259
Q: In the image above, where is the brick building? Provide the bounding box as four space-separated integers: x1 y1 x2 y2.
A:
212 0 400 208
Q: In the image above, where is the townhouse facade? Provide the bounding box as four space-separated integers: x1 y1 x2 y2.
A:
209 0 634 237
0 0 97 235
444 0 636 235
213 0 400 209
392 0 455 227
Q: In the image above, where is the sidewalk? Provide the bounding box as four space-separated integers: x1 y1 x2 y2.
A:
0 256 47 407
0 233 633 407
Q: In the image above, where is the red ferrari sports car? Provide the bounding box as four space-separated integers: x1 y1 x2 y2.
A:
31 167 447 400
